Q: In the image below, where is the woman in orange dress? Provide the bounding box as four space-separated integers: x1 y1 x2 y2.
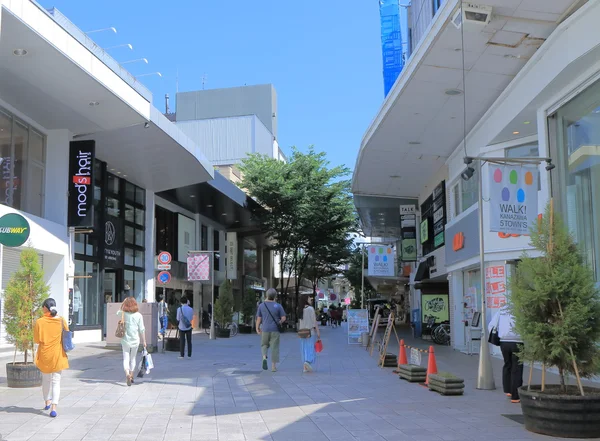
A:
34 298 69 418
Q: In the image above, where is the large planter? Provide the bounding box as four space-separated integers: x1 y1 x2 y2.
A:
164 337 180 352
520 385 600 438
238 324 252 334
6 362 42 388
217 328 231 338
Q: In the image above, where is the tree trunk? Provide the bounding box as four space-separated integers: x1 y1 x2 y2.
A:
559 366 566 394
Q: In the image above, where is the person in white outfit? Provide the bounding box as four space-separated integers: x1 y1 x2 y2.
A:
117 296 147 386
490 305 523 403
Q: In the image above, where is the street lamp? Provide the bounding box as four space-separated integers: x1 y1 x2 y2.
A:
136 72 162 78
461 155 554 390
104 44 133 51
121 58 148 65
86 27 117 34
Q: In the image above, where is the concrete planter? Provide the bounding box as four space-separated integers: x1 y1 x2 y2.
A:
428 373 464 396
398 364 427 383
6 362 42 388
164 338 179 352
520 385 600 438
217 328 231 338
238 325 252 334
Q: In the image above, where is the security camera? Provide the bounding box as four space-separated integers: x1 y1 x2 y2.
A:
144 122 150 129
461 166 475 181
545 159 556 171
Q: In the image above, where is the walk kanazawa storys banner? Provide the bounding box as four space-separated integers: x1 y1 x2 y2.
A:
367 245 395 277
489 165 538 235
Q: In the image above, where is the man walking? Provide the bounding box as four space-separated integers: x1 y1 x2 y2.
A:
177 296 194 359
158 294 169 339
256 288 286 372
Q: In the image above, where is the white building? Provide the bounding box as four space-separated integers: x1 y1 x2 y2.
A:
353 0 593 353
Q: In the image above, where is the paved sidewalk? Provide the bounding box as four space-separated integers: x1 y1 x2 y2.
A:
0 324 594 441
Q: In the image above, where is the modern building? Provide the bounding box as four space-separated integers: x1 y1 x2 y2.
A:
0 1 214 346
353 0 592 354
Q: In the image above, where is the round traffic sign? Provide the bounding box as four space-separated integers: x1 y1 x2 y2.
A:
158 251 172 265
157 271 171 284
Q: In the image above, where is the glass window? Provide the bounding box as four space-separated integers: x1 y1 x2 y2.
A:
125 203 135 223
134 271 144 303
125 226 135 245
214 229 221 271
136 186 145 205
85 235 98 257
125 182 136 202
452 183 460 218
75 260 101 326
463 268 481 327
107 174 120 195
12 121 27 211
554 80 600 281
125 248 135 266
75 233 85 255
29 129 44 164
135 208 145 226
201 225 208 250
461 169 478 212
135 250 144 267
124 270 134 298
106 197 120 218
27 164 44 217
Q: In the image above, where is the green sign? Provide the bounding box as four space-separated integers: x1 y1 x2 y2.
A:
420 219 428 244
421 294 449 323
0 213 30 247
401 238 417 261
434 232 444 248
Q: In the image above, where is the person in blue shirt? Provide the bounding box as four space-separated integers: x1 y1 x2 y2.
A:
177 297 194 359
256 289 286 372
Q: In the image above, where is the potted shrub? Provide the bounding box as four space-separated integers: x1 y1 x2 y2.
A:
509 203 600 438
239 289 256 334
214 280 234 338
2 248 49 388
164 301 180 352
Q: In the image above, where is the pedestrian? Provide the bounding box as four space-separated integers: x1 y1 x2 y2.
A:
34 298 69 418
117 296 147 386
256 288 286 372
298 295 320 373
177 296 194 359
158 294 169 338
491 305 524 403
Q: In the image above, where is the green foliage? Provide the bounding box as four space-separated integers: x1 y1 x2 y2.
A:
239 147 356 319
508 203 600 388
241 288 257 325
2 248 49 363
214 280 234 326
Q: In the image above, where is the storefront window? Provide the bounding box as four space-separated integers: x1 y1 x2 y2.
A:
244 241 258 278
74 260 101 326
214 229 220 271
463 269 481 326
553 79 600 281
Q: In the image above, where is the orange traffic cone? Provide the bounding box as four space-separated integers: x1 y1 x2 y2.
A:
398 339 408 366
425 346 438 385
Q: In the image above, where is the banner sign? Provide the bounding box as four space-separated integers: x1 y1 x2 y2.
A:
226 232 237 280
485 265 507 309
103 215 123 267
400 205 417 262
68 140 95 228
489 165 538 235
347 309 369 344
187 253 210 281
367 245 395 277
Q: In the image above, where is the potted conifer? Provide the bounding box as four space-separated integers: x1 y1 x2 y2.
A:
509 202 600 438
238 288 256 334
214 280 234 338
3 248 49 388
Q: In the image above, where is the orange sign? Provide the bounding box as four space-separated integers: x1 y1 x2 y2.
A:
452 232 465 251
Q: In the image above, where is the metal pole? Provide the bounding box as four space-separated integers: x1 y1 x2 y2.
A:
210 252 216 340
162 285 166 353
361 246 365 310
477 159 495 390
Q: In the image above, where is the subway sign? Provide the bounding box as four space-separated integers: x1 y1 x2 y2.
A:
0 213 30 247
67 141 95 228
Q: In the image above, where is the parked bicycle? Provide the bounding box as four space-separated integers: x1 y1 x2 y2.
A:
431 321 451 346
203 314 238 337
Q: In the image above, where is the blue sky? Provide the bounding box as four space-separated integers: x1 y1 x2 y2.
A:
44 0 384 172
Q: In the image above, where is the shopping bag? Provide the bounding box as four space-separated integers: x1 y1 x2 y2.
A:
145 353 154 372
315 339 323 353
137 355 146 378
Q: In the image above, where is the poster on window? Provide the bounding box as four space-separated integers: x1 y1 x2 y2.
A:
421 294 449 324
367 245 395 277
485 265 507 309
489 165 538 235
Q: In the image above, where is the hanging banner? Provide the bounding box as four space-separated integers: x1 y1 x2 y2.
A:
187 253 210 281
489 165 538 235
226 232 237 280
367 245 395 277
68 140 95 228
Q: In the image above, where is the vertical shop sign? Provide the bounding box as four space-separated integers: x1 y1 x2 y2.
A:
431 181 446 249
68 140 95 228
367 245 395 277
400 205 417 261
485 265 507 309
226 232 237 280
489 165 538 235
103 215 124 267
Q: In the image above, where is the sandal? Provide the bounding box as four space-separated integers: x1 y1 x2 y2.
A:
126 375 132 387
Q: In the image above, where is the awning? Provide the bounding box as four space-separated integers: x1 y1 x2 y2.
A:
414 261 430 282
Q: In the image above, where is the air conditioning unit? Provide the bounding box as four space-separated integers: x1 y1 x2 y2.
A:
452 2 493 29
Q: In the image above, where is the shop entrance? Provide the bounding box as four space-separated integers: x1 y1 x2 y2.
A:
102 268 124 336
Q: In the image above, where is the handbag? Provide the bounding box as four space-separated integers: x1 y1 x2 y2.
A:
263 303 283 333
115 305 126 338
62 319 74 352
488 327 501 346
315 339 323 353
297 329 311 339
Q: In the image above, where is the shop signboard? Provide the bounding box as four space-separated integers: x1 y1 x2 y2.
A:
421 294 449 324
445 209 479 266
489 165 538 235
103 215 123 267
187 253 210 281
226 232 237 280
347 309 369 344
367 245 395 277
68 140 95 228
400 204 417 262
420 181 446 254
0 213 30 247
420 219 428 244
401 238 417 261
434 232 444 248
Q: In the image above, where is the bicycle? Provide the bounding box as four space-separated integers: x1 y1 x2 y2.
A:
203 315 239 337
432 322 451 345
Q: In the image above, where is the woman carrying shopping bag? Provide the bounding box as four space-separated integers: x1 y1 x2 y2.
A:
298 295 320 373
117 297 146 386
34 298 69 418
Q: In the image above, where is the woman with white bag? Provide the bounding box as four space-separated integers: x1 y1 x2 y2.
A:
116 297 146 386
